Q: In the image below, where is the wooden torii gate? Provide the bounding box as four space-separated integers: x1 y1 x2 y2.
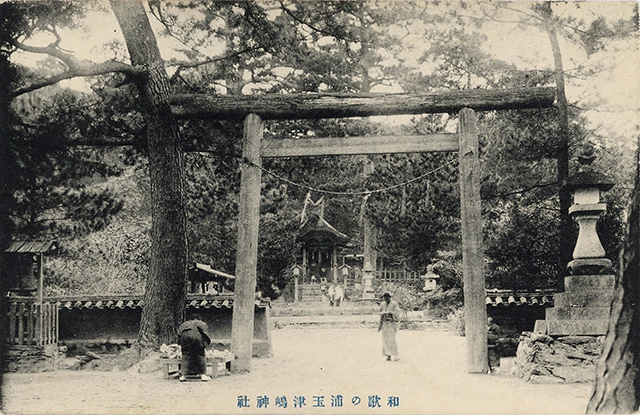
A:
170 87 556 373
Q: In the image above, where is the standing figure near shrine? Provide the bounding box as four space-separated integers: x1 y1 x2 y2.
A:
334 284 344 307
379 292 401 361
179 314 212 381
327 283 336 306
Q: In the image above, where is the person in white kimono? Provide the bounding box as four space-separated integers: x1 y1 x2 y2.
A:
327 283 336 306
378 292 401 361
334 284 344 307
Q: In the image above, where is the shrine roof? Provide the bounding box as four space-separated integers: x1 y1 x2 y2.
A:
297 214 349 244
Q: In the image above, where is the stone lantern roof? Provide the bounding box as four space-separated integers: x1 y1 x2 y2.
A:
562 143 614 193
563 170 614 193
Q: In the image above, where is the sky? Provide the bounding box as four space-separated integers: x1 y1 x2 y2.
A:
10 1 640 150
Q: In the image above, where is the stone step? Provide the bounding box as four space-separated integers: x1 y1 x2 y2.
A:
546 319 609 336
299 291 324 295
554 291 614 308
270 302 379 317
299 296 325 301
564 275 615 292
300 285 323 289
272 314 451 331
546 307 611 321
298 297 325 303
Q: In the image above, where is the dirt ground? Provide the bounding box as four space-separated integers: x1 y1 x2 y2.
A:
2 326 593 415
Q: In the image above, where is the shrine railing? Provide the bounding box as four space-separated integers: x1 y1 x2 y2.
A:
375 269 421 284
7 297 58 346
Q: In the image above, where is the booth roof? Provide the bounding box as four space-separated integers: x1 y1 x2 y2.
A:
5 240 57 254
190 263 235 280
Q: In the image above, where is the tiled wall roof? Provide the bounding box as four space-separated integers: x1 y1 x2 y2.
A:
485 290 555 307
9 294 270 310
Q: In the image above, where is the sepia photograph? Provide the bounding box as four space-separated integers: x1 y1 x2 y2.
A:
1 1 639 414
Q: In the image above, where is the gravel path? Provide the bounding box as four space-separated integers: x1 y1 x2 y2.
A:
2 326 592 414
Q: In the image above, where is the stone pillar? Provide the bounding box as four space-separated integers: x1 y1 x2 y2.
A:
361 261 375 300
332 248 338 283
291 264 302 303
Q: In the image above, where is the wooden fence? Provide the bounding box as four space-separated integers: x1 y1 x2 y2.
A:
342 268 421 286
8 298 58 346
375 269 421 284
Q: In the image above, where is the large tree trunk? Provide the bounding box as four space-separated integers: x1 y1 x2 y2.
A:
110 0 188 348
586 152 640 413
0 35 16 406
540 2 572 291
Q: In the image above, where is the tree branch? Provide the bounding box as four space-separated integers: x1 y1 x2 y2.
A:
9 38 144 98
167 47 261 82
485 180 558 200
278 1 349 41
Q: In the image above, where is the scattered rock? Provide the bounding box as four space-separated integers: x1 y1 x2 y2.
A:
513 331 601 383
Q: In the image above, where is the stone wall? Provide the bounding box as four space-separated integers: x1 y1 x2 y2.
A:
58 305 271 357
6 345 60 373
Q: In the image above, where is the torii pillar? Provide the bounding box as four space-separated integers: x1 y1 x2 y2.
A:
458 109 488 373
231 114 263 372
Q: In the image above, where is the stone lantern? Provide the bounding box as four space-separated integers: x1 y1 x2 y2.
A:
564 145 614 276
421 266 439 292
339 264 350 287
533 143 616 336
361 261 375 300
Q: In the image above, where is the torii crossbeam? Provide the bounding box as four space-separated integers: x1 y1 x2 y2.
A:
171 87 556 374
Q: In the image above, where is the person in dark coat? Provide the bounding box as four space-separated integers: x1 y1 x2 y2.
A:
178 314 212 381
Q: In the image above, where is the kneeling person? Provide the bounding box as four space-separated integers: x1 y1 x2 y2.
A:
179 314 212 381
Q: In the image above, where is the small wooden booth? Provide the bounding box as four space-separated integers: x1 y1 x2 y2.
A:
188 263 235 294
4 240 59 347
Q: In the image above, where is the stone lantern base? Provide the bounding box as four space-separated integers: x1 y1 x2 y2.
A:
534 273 614 336
566 258 612 276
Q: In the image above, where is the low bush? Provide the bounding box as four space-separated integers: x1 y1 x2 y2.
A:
373 282 462 318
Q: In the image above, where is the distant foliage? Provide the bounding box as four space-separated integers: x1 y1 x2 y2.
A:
44 167 151 296
9 89 126 239
46 223 149 295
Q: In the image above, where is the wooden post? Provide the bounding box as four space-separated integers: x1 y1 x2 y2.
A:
17 303 25 345
38 253 44 346
458 108 489 374
231 113 263 373
302 248 307 284
55 303 59 344
332 248 338 283
27 304 34 345
9 302 16 345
